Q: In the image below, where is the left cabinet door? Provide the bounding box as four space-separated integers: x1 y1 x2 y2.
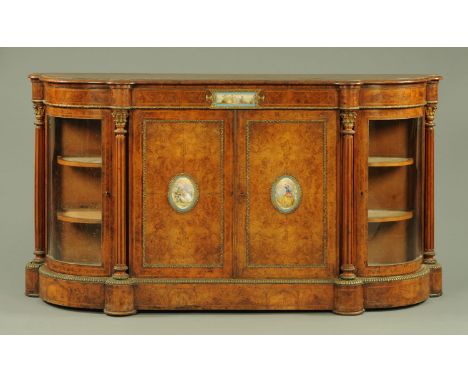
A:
46 109 113 276
130 110 234 278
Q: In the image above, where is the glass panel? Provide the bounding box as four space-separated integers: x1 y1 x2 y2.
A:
47 117 102 265
367 118 422 265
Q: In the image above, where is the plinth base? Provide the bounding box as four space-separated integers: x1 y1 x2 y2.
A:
27 263 437 315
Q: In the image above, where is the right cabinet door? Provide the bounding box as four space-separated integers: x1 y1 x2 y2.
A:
235 110 338 279
356 109 424 276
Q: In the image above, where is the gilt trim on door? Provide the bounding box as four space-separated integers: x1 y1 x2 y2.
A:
142 119 225 268
245 119 328 268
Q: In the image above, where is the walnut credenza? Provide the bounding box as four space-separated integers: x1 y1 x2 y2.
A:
24 74 443 315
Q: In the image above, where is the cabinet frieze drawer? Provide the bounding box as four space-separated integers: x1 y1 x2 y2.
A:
132 86 339 108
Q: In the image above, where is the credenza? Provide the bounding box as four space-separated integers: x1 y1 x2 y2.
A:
25 73 443 315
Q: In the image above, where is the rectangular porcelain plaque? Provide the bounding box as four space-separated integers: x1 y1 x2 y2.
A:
210 91 258 108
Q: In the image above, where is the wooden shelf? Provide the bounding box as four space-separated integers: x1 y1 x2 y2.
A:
57 156 102 168
368 209 413 223
57 209 102 224
368 157 414 167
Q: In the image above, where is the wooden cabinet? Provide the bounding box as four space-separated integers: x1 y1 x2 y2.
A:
25 74 443 315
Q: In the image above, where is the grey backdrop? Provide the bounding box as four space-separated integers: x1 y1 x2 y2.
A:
0 48 466 334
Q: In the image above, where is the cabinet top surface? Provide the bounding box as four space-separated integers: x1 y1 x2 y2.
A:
30 73 442 85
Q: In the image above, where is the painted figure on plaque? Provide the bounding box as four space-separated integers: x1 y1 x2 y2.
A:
168 174 199 213
271 175 301 214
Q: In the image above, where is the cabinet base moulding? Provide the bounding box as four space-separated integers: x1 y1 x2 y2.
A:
31 264 440 316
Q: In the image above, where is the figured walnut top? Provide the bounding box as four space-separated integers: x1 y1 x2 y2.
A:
29 73 442 85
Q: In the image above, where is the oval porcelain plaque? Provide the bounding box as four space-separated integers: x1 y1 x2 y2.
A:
168 174 199 213
271 175 301 214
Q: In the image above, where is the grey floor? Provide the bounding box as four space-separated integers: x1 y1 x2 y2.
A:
1 48 467 334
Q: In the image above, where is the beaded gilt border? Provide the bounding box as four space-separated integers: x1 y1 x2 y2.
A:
360 265 430 283
38 264 432 285
245 120 328 268
142 119 224 268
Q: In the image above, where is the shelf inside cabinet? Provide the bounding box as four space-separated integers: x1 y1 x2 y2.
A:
57 156 102 168
368 156 414 167
57 209 102 224
368 209 413 223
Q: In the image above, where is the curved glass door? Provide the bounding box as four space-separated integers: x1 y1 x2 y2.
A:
47 117 102 265
367 118 422 265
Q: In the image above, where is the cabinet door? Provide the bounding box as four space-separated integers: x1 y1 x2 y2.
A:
45 109 113 277
355 108 424 277
236 110 337 278
130 110 233 278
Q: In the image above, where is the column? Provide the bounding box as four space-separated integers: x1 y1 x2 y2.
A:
340 109 357 280
25 98 46 297
333 85 364 315
424 79 442 297
423 104 437 265
111 109 129 280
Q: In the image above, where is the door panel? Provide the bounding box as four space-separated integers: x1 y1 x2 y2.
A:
44 108 113 277
355 108 425 277
130 110 233 278
236 110 337 278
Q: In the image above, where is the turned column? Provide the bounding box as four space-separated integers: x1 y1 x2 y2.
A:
25 77 46 297
33 101 46 265
105 107 135 316
338 84 361 280
333 85 364 315
111 109 129 280
424 80 442 296
340 109 357 280
104 84 136 315
423 104 436 265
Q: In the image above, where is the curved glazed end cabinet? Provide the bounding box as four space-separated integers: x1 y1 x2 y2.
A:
25 74 443 315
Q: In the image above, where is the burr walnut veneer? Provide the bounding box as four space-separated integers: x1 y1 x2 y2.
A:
25 74 443 315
